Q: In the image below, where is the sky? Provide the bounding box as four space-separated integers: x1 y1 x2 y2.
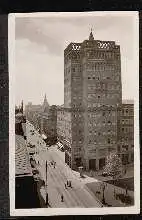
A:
15 12 138 106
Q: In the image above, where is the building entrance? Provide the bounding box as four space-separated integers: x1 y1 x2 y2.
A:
89 159 96 170
75 157 82 167
99 158 105 170
122 154 129 165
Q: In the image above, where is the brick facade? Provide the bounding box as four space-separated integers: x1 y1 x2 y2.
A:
62 31 123 170
117 101 134 165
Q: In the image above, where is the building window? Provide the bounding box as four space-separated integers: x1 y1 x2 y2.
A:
88 140 91 144
117 145 120 152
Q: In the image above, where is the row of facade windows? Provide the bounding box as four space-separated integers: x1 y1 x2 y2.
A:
88 121 116 126
87 75 120 81
87 103 117 108
87 93 120 99
121 119 134 124
117 145 134 152
120 137 133 142
88 84 120 90
88 111 115 117
120 109 133 115
88 132 116 136
87 103 118 108
86 63 119 71
86 51 118 60
121 127 133 133
88 139 115 144
72 96 82 100
65 64 120 73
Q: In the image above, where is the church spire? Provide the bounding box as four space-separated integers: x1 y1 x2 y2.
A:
44 94 47 103
21 100 23 114
43 93 49 113
89 28 94 41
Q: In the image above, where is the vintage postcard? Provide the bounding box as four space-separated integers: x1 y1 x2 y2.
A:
9 12 140 216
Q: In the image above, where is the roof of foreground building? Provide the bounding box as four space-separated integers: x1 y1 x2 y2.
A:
15 134 32 177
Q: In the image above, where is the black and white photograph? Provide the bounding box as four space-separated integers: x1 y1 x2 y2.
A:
9 12 139 216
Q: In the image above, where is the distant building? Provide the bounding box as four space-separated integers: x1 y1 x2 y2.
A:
117 100 134 165
25 102 42 129
25 95 57 145
41 105 57 145
25 94 50 130
63 31 122 170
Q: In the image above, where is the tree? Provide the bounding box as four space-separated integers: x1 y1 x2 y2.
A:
104 153 122 180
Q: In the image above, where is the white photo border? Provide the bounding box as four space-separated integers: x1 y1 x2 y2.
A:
9 11 140 216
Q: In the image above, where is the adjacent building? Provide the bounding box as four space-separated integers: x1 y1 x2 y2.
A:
117 100 134 165
15 110 40 208
57 105 65 144
57 31 134 171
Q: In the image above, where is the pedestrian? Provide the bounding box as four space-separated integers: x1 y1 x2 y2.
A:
68 181 72 188
61 194 64 202
114 188 116 197
126 187 128 195
67 180 68 186
54 162 56 168
64 183 67 189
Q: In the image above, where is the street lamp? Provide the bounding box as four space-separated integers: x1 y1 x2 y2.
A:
101 182 106 204
78 166 83 177
45 160 49 206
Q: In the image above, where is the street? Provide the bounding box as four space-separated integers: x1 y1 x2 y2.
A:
26 121 102 208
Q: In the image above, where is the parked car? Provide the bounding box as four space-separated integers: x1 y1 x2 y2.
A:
57 142 64 151
102 171 108 177
60 146 64 152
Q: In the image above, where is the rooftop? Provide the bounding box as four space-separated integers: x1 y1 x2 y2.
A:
15 134 32 177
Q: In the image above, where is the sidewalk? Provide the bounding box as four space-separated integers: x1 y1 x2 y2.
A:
83 164 134 182
36 163 68 208
85 180 134 207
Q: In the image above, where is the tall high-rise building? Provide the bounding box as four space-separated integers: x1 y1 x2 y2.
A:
63 31 122 170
